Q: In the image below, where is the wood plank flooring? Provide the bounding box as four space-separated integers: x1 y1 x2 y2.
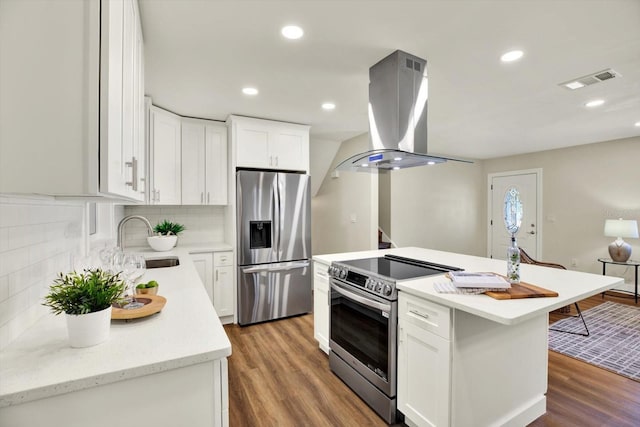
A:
224 293 640 427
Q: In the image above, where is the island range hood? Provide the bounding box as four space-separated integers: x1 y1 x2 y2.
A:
336 50 470 172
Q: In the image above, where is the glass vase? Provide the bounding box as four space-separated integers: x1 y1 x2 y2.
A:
507 236 521 284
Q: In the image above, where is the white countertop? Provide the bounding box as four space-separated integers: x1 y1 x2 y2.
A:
315 247 624 325
0 249 232 408
127 241 233 254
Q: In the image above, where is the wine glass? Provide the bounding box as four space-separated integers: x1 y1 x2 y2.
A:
122 253 146 309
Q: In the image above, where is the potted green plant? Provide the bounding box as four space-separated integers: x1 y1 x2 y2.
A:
43 269 127 348
148 220 185 251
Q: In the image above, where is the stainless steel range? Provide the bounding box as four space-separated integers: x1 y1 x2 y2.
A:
328 254 462 424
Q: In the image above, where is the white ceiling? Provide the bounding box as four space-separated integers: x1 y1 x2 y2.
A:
139 0 640 160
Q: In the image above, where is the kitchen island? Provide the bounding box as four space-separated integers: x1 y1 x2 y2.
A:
0 249 231 427
314 247 623 427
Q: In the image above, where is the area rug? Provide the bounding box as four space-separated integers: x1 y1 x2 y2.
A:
548 301 640 382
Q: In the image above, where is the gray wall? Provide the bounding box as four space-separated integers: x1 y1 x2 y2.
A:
311 135 640 291
311 133 378 255
483 136 640 285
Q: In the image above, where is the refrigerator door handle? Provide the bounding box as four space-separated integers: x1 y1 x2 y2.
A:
273 175 281 261
241 261 310 274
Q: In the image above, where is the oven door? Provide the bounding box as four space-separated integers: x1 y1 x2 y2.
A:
329 278 397 397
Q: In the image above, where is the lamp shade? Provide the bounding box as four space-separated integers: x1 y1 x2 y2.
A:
604 219 639 238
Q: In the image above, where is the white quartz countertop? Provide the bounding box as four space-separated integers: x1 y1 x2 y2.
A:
315 247 624 325
0 249 232 407
127 241 233 254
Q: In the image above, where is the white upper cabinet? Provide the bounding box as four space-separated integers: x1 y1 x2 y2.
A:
0 0 145 200
181 119 228 205
228 115 309 172
149 106 182 205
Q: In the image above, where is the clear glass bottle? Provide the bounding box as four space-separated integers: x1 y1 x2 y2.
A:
507 236 521 284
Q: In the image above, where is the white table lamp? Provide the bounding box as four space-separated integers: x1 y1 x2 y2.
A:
604 218 639 262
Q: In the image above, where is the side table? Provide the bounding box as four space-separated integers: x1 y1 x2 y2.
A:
598 258 639 303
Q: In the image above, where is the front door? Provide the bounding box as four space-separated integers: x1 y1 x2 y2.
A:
488 170 541 259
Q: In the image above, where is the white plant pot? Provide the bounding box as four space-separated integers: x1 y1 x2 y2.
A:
147 235 178 252
65 306 112 348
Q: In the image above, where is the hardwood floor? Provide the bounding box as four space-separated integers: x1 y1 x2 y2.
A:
224 293 640 427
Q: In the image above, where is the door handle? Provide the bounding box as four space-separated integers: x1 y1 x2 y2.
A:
242 261 310 274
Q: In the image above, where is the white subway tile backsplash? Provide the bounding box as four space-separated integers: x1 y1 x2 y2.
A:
123 205 227 248
0 196 85 349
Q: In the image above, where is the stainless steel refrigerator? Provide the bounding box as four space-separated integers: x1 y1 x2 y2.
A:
236 170 312 325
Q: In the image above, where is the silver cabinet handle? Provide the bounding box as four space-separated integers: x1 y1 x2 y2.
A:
207 192 210 204
125 157 138 191
216 270 219 281
275 156 278 167
409 309 430 320
201 192 204 204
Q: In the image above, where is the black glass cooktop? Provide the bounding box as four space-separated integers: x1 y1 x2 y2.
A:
338 255 462 281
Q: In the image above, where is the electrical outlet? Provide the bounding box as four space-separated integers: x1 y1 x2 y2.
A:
350 213 357 223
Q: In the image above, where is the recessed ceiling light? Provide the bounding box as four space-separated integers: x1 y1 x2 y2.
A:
242 87 258 95
322 102 336 110
500 50 524 63
635 121 640 127
427 161 436 166
585 99 605 108
361 163 369 168
564 81 585 90
281 25 304 40
392 166 400 170
393 157 402 161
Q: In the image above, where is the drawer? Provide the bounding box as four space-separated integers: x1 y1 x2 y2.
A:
214 251 233 267
399 292 451 340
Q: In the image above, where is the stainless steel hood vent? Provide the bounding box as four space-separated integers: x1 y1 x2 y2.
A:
337 50 469 172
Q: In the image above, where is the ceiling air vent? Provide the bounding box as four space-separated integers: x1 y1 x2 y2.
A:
559 68 621 90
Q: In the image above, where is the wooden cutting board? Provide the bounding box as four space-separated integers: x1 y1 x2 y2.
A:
485 279 558 300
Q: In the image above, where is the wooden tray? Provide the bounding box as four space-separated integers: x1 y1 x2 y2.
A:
111 294 167 320
485 279 558 300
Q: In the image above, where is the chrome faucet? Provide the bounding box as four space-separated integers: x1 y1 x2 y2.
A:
117 215 154 249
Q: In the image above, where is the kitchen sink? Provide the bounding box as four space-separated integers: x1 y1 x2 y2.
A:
145 256 180 269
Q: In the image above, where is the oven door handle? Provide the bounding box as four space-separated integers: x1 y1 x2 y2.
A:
331 282 391 313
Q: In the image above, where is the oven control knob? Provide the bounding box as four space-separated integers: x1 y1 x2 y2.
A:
366 280 374 290
382 284 393 296
375 282 383 293
328 266 334 276
339 269 347 279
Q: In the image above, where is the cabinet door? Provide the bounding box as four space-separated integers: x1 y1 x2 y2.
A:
150 107 181 204
235 126 270 168
270 128 309 172
214 265 234 317
313 261 330 354
398 319 451 427
181 120 206 204
205 123 228 205
191 253 214 304
99 0 144 201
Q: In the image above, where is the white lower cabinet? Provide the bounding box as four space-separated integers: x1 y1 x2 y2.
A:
191 253 214 302
313 260 330 353
398 291 549 427
191 251 234 323
398 292 451 427
213 252 234 319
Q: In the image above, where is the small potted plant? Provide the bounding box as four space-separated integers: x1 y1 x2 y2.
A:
147 220 185 251
136 280 159 295
43 269 127 348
